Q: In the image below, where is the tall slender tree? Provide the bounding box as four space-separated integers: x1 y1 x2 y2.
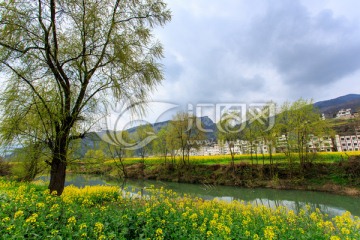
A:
217 111 243 168
169 112 206 165
135 124 155 162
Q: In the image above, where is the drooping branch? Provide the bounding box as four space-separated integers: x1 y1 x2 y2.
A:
1 62 54 120
88 0 121 78
71 0 121 123
0 42 45 54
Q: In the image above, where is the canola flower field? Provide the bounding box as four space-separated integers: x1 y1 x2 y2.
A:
0 179 359 240
104 151 359 166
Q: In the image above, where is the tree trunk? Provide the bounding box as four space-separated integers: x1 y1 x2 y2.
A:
48 137 68 196
49 155 67 196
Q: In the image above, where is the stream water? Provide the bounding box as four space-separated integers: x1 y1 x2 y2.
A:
39 174 360 218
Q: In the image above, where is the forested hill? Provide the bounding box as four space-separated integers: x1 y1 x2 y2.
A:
125 116 217 138
314 94 360 116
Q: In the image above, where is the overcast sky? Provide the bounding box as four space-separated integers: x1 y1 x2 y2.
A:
150 0 360 106
106 0 360 129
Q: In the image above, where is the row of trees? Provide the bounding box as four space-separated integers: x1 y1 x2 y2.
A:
95 112 207 168
217 99 334 174
89 99 333 174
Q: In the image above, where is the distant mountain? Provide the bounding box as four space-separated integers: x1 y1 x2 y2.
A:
126 118 171 134
314 94 360 117
126 116 217 139
76 116 217 157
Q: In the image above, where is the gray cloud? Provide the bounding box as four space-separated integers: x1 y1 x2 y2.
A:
246 2 360 87
153 0 360 108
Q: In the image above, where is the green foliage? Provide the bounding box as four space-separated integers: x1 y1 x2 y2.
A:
134 124 155 161
9 144 49 182
168 112 206 165
0 157 11 177
82 149 106 173
275 99 333 171
152 126 170 162
217 111 243 165
103 131 133 178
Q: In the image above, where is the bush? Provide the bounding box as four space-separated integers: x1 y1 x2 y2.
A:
0 157 11 176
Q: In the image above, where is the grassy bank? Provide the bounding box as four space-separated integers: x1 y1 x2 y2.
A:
0 179 359 239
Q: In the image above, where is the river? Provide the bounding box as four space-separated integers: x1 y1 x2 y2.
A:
39 174 360 218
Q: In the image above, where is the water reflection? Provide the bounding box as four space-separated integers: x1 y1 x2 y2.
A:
39 174 360 218
121 178 360 218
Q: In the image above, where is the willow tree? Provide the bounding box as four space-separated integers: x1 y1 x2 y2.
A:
217 111 243 168
169 112 206 165
277 99 331 172
0 0 171 195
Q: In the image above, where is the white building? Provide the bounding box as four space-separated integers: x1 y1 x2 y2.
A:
190 139 273 156
188 131 360 156
308 135 334 152
336 108 352 119
336 131 360 152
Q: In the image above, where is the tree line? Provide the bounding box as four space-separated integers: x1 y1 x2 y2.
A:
81 98 336 176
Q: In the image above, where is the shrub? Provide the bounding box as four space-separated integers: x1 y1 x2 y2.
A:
0 157 11 176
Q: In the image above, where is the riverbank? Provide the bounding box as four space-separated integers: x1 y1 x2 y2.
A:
92 157 360 197
1 179 359 239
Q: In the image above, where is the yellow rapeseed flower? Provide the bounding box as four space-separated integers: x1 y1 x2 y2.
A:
50 204 59 211
36 202 45 208
67 216 76 225
156 228 163 236
189 213 198 221
310 212 318 222
94 222 104 233
264 226 275 240
79 223 87 230
6 225 15 231
14 210 24 219
25 213 38 223
341 227 350 235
